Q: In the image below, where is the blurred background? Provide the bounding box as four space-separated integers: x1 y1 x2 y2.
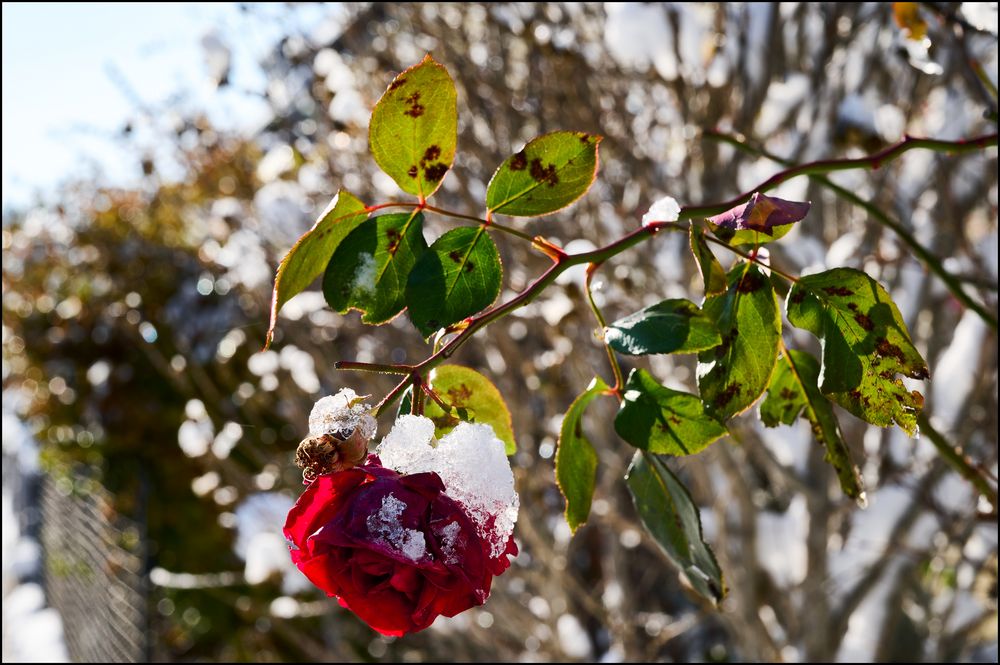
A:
2 2 998 662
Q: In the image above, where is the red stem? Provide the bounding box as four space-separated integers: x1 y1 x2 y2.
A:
347 132 997 411
683 132 998 220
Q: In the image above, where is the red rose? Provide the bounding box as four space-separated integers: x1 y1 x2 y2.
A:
283 455 517 636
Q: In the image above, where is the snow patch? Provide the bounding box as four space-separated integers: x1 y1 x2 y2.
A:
436 520 463 565
351 253 378 297
642 195 680 227
377 416 519 559
308 388 376 442
367 493 428 561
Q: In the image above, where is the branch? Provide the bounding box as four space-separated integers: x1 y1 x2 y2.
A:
703 130 998 330
342 132 998 394
413 222 682 373
917 412 998 511
681 132 998 220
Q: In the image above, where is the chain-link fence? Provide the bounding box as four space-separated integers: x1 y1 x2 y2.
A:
40 476 149 663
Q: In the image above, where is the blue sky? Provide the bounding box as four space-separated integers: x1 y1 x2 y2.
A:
1 3 331 210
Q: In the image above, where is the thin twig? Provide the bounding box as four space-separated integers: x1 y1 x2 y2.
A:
917 412 998 511
584 261 625 395
703 129 998 329
681 132 998 221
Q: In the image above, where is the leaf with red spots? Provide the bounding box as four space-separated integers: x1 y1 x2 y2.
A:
697 263 782 420
615 369 728 456
786 268 928 435
486 131 601 217
265 190 367 349
761 350 864 501
421 365 516 455
405 226 502 338
370 55 457 200
625 450 726 604
556 377 611 533
322 212 428 325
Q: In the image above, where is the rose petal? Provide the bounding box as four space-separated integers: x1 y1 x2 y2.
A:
296 551 342 598
389 565 421 596
283 469 368 550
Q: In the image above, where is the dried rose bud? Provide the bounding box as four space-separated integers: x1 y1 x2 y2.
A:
297 389 378 480
295 428 370 480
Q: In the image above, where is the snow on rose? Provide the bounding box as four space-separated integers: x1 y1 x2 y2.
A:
283 389 519 635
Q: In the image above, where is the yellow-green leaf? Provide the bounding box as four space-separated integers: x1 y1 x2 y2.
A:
486 131 601 217
265 190 367 349
423 365 516 455
369 55 457 200
690 226 728 297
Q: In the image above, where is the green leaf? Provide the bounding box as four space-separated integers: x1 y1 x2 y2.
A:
697 262 781 419
605 299 721 356
406 226 502 338
556 377 610 533
690 226 728 297
423 365 516 455
369 55 457 200
786 267 928 435
760 350 864 500
486 131 601 217
397 386 413 419
615 369 728 456
264 191 367 349
625 451 726 604
322 212 428 324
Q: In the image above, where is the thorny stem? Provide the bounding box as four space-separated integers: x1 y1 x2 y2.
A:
374 376 413 417
704 129 999 330
585 261 625 397
337 360 411 375
343 132 997 413
420 381 453 413
409 374 425 416
681 132 998 220
412 221 681 376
